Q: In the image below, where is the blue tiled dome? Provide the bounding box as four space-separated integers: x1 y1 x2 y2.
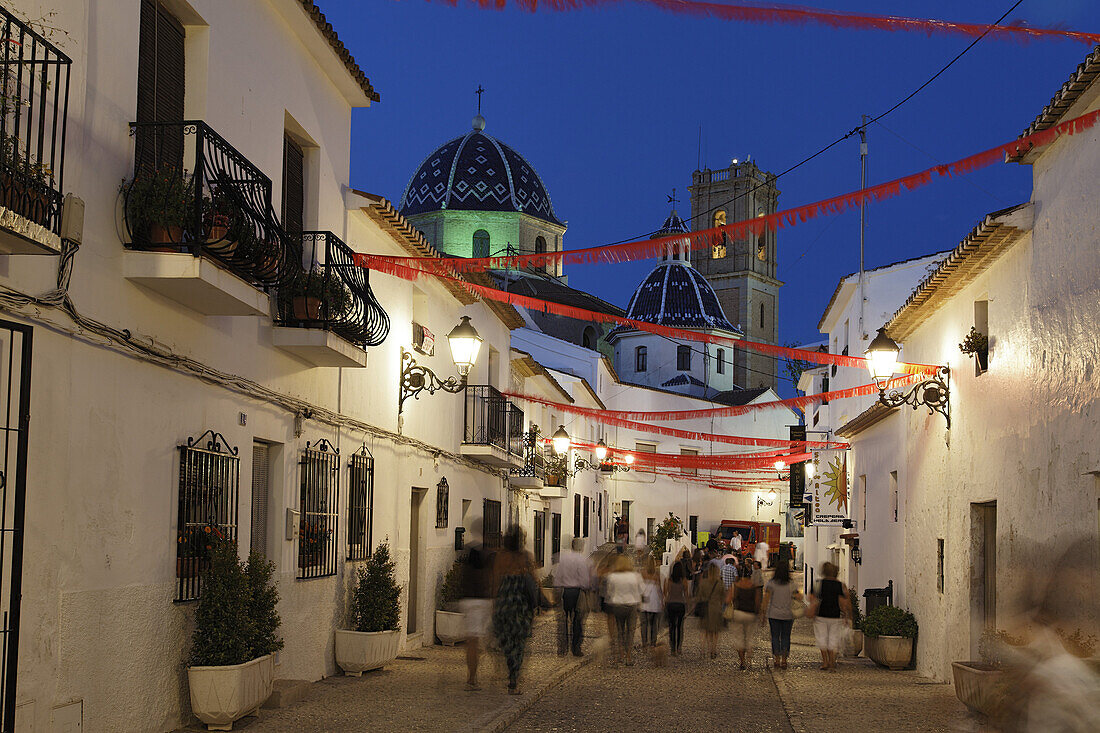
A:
399 118 563 226
652 210 689 237
620 261 738 331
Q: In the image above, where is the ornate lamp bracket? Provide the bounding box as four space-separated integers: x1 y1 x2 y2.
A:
574 457 631 475
399 348 466 415
877 366 951 428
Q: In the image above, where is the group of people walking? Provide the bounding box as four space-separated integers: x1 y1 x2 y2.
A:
458 525 854 694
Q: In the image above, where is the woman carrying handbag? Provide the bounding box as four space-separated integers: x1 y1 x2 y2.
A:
694 563 725 659
761 558 799 669
806 561 851 671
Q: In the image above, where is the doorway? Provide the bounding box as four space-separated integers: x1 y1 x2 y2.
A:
970 501 997 658
409 488 427 634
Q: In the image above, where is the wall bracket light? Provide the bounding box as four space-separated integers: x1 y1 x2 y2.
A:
398 317 483 415
865 327 951 428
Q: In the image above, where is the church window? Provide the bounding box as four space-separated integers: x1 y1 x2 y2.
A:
760 303 765 329
473 229 490 258
756 234 767 261
535 235 547 273
635 346 647 373
677 345 691 371
716 348 725 374
582 327 597 350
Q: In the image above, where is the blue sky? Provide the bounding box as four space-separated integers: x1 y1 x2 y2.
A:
319 0 1098 353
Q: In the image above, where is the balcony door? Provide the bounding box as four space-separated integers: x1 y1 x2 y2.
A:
135 0 185 175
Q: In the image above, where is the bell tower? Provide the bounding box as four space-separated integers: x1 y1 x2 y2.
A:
688 160 781 391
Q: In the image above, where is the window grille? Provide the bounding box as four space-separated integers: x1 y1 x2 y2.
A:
483 499 502 548
677 345 691 371
716 348 725 374
533 511 546 566
551 512 561 557
436 477 449 529
347 447 374 561
176 431 240 603
573 494 581 537
299 440 339 579
583 497 590 537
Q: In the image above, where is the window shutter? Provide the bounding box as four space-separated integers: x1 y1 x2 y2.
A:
136 0 185 175
282 135 305 236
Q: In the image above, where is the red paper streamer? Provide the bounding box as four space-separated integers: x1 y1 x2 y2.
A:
565 438 808 466
505 375 919 422
361 256 941 377
358 107 1100 276
434 0 1100 45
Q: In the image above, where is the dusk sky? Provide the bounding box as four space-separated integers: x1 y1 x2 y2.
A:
319 0 1099 362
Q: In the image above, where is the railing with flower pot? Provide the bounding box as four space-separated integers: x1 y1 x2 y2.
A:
0 7 71 236
274 231 390 347
121 120 294 288
510 427 548 482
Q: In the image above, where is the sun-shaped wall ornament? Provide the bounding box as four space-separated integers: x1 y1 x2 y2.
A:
822 454 849 514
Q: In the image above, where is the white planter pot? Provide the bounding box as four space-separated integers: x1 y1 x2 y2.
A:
187 654 274 731
844 629 864 657
334 628 400 676
867 635 913 670
435 610 466 646
952 661 1007 716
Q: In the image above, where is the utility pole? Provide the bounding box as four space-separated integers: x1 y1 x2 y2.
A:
858 115 868 340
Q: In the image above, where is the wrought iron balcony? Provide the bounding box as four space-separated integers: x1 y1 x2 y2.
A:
274 231 390 348
463 385 523 466
121 120 294 288
510 427 548 487
0 7 71 250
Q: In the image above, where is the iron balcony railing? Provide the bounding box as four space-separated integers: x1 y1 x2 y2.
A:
121 120 295 287
464 385 523 456
275 231 390 347
0 7 71 235
510 428 547 481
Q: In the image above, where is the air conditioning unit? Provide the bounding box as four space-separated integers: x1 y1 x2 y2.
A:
412 322 435 356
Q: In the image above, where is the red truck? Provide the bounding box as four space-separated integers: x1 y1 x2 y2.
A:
713 520 781 565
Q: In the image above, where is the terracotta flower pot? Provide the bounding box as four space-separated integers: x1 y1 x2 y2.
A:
292 295 322 321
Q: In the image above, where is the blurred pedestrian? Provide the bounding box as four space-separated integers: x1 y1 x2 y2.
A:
761 558 796 669
605 553 644 665
807 561 850 671
726 557 761 669
695 561 725 659
754 537 770 568
664 559 690 657
491 525 538 694
640 555 662 647
596 551 617 640
721 555 739 590
730 530 742 556
634 528 648 559
615 516 628 545
555 537 595 657
458 530 494 690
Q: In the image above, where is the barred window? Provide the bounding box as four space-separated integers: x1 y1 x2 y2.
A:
176 431 240 603
347 447 374 561
299 440 339 579
436 477 449 528
583 496 590 537
573 494 581 537
551 512 561 558
533 511 546 566
483 499 502 548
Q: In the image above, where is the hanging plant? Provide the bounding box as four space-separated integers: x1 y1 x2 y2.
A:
958 327 988 357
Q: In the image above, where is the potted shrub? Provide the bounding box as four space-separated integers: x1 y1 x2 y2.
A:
1 133 53 227
123 167 193 249
959 326 989 373
203 190 239 258
951 628 1021 717
187 542 283 731
844 586 864 657
284 267 351 322
435 558 465 645
335 541 402 676
649 512 684 560
862 605 917 670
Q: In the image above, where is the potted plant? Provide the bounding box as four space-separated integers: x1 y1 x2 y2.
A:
951 628 1022 717
335 541 402 676
283 267 352 322
123 166 194 249
959 326 989 372
844 587 864 657
1 133 54 227
176 522 223 578
187 542 283 731
649 512 684 560
202 190 239 258
297 516 332 568
435 558 465 645
862 605 917 670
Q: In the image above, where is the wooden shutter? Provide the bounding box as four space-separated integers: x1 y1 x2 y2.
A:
282 135 304 237
250 443 269 558
136 0 185 175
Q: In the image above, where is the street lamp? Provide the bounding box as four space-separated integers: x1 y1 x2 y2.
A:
594 438 608 462
551 426 571 456
864 325 951 428
804 462 815 480
757 489 776 511
399 316 484 414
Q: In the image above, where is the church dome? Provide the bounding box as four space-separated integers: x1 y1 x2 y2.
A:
619 261 739 332
652 210 689 237
399 118 563 226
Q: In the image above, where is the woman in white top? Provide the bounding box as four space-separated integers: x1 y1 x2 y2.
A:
639 555 663 648
604 553 644 665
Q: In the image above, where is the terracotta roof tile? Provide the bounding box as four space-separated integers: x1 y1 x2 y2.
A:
298 0 379 103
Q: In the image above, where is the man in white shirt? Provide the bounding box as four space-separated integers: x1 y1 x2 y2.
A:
731 532 743 555
755 539 770 568
554 538 595 657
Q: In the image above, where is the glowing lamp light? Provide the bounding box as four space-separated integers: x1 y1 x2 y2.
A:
767 489 777 501
447 316 483 377
865 326 901 389
595 438 608 462
624 453 635 465
805 462 815 479
551 426 571 456
774 460 785 472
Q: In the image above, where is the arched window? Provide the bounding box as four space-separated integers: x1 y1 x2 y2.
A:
716 348 725 375
582 326 597 350
534 235 547 273
473 229 490 259
677 345 691 371
760 303 765 328
635 346 647 373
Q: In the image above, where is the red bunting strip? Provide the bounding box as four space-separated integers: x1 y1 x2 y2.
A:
506 375 920 422
564 439 807 467
358 107 1100 276
361 257 941 377
432 0 1100 45
565 438 795 461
